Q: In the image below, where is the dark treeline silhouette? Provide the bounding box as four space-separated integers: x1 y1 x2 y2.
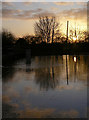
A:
2 30 29 65
2 16 89 65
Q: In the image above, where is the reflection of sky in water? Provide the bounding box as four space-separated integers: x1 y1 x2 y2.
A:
2 55 88 118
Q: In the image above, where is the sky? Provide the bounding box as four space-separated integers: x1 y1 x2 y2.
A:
1 0 89 2
2 2 87 37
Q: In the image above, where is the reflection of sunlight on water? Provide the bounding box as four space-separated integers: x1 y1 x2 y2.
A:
74 57 76 62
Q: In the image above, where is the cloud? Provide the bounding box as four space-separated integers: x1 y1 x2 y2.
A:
2 0 88 1
57 7 87 21
76 2 87 6
23 2 32 5
2 7 55 20
2 9 21 17
51 7 59 12
54 2 74 6
2 2 14 7
54 2 87 6
33 10 55 18
2 2 87 21
3 0 45 2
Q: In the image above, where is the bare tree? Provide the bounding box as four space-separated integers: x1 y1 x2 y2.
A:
34 16 59 43
51 17 59 43
82 31 89 42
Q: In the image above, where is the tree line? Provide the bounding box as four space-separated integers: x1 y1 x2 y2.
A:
2 16 89 46
2 16 89 59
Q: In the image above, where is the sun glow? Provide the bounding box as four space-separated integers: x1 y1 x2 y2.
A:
73 37 77 41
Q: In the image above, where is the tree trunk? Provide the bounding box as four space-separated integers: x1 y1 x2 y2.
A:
52 28 54 43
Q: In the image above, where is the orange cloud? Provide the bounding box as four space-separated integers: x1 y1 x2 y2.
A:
2 6 54 20
23 2 32 6
57 8 87 20
54 2 74 6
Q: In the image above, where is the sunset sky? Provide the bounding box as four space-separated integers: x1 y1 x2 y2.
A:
2 2 87 37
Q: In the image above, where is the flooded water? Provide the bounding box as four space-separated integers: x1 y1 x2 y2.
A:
2 55 88 118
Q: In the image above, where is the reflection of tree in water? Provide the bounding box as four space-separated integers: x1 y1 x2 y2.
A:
26 49 31 73
87 58 89 114
77 56 88 81
26 59 31 72
34 56 60 90
2 66 16 82
2 103 19 118
35 67 59 90
74 60 77 82
66 55 69 85
68 55 89 82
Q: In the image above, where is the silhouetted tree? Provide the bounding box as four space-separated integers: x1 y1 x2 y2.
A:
2 30 15 48
34 16 59 43
83 31 89 42
85 33 89 42
15 38 29 49
22 35 31 44
51 17 59 43
69 30 74 43
2 30 15 54
23 35 42 44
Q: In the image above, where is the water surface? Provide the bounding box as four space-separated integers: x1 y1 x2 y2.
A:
2 55 88 118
